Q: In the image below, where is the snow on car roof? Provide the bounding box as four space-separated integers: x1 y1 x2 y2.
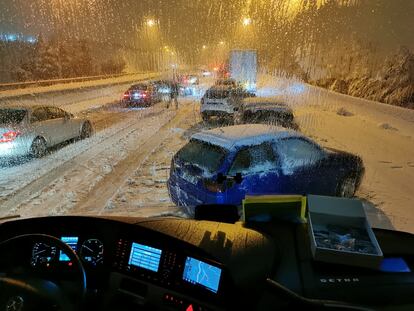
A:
207 85 233 92
242 96 287 106
191 124 300 150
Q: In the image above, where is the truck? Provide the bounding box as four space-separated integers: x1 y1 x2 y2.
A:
229 49 257 92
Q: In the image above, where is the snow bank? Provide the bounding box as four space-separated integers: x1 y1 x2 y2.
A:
311 48 414 108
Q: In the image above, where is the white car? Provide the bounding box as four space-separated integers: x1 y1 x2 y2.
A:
200 86 253 122
0 105 93 160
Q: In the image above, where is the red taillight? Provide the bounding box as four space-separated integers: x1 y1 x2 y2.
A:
203 180 226 193
0 130 21 143
142 92 148 98
123 92 130 98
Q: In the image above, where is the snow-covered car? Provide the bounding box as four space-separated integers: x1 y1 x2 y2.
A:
167 124 364 207
0 105 93 160
200 86 248 122
122 83 161 107
234 97 300 130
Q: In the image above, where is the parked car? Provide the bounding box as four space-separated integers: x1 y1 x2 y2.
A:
234 97 300 130
167 124 364 207
0 105 93 160
122 83 160 107
200 86 252 122
151 80 173 95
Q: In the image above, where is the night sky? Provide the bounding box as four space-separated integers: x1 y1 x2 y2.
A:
0 0 413 54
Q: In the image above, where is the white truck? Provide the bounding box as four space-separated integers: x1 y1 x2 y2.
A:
229 49 257 92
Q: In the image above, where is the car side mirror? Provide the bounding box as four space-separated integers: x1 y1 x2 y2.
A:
234 173 243 184
217 173 227 184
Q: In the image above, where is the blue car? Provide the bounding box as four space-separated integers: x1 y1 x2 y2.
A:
167 124 364 207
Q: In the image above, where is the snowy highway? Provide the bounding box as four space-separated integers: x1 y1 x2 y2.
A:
0 75 413 234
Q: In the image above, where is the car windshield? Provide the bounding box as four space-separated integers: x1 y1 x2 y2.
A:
176 140 226 176
0 0 413 235
129 85 148 91
206 89 231 99
0 109 26 124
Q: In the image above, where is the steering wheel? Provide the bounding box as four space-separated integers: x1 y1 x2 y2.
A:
0 234 87 311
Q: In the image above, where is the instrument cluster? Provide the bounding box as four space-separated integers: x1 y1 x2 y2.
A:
31 236 104 268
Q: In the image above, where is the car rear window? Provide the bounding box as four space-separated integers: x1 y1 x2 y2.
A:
129 85 148 91
176 140 226 175
0 109 26 124
206 90 230 99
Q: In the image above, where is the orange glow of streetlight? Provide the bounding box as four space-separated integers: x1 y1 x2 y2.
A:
219 41 225 45
202 45 207 49
146 19 156 27
242 17 251 26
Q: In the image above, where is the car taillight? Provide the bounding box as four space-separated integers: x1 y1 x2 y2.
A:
0 130 21 143
123 92 130 98
203 179 226 193
142 92 148 98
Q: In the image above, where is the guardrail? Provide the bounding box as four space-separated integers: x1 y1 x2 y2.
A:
0 72 142 91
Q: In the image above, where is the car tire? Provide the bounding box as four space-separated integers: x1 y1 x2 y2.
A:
80 122 93 140
338 176 357 198
30 137 47 158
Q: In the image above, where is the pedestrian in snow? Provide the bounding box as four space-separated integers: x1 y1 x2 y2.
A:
167 81 179 109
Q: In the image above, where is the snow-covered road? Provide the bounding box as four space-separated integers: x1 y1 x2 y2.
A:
0 74 413 235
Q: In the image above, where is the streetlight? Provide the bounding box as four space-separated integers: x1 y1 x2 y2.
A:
219 41 225 45
146 19 156 27
242 17 252 26
202 45 207 49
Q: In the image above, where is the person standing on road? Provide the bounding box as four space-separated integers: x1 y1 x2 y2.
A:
167 81 179 109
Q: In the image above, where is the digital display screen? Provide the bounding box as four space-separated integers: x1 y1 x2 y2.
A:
380 258 411 273
182 257 222 293
128 242 162 272
59 237 79 261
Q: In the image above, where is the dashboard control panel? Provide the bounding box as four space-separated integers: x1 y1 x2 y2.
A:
113 238 223 296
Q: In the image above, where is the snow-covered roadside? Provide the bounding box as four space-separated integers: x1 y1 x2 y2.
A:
265 75 414 233
0 72 159 100
0 75 159 116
